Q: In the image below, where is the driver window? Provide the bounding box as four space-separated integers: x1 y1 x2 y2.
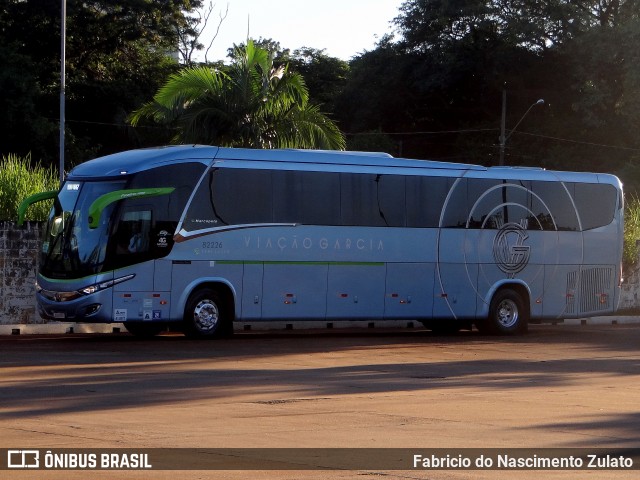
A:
117 208 152 256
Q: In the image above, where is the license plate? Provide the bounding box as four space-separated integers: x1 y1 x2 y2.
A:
53 312 66 319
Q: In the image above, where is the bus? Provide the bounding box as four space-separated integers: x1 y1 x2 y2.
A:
19 145 624 337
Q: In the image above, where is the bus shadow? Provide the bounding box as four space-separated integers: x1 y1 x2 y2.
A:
1 325 639 420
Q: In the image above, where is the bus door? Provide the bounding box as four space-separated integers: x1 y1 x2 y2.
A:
110 205 170 323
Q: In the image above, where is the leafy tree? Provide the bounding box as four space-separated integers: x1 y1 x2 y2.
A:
130 40 345 150
227 42 349 119
0 0 203 165
334 0 640 169
176 1 229 65
288 48 349 112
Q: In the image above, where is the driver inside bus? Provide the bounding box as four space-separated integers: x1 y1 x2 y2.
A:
128 221 144 253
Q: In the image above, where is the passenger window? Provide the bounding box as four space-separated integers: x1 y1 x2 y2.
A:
531 181 580 231
406 176 452 227
441 178 468 228
341 173 405 227
185 169 273 230
213 169 273 225
573 183 617 230
377 175 406 227
273 170 340 225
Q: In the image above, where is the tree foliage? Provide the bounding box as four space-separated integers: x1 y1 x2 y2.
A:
0 0 202 166
331 0 640 183
130 40 345 150
2 0 640 191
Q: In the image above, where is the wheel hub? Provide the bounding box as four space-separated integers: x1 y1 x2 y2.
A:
497 299 519 328
193 300 219 332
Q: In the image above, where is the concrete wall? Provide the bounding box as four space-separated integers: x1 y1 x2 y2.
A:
1 220 640 325
1 221 42 324
620 265 640 312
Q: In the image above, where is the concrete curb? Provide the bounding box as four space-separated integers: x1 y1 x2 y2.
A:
0 323 126 335
1 317 639 335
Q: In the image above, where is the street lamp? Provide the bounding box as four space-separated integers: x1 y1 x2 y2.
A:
60 0 66 186
499 94 544 166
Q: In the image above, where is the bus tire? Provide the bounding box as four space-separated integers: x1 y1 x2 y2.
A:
123 322 165 338
482 288 529 335
183 288 232 338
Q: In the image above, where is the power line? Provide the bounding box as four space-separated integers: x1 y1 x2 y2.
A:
51 118 640 153
349 127 640 153
514 131 640 153
347 128 498 136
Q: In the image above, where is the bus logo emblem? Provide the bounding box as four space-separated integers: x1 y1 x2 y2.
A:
493 221 530 277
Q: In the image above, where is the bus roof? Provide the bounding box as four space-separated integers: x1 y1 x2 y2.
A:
68 145 486 179
67 145 620 187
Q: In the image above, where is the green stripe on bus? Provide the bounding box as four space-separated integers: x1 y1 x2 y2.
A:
217 260 384 266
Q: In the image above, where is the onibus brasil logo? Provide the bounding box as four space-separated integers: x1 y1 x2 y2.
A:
492 219 531 278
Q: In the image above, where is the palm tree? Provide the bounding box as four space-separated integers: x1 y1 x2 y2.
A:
129 40 345 150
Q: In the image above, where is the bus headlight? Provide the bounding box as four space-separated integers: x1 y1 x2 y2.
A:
80 274 136 296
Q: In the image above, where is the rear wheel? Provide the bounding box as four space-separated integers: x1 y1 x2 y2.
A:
479 288 529 335
183 288 233 338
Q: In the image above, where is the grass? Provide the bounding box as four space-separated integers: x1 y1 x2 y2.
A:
0 153 59 221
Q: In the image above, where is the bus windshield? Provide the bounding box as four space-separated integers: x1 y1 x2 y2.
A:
40 180 126 279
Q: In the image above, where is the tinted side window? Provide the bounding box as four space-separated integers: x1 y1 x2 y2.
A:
531 181 580 231
128 162 205 224
573 183 618 230
340 173 405 227
340 174 378 226
273 170 340 225
466 179 504 228
377 175 406 227
213 169 273 225
406 176 452 227
441 178 584 231
441 178 468 228
441 178 504 228
184 168 273 230
122 163 205 256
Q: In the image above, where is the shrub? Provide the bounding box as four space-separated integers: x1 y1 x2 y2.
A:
623 194 640 273
0 153 59 221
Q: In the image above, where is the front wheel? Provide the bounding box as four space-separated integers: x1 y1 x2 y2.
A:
479 288 529 335
183 288 232 338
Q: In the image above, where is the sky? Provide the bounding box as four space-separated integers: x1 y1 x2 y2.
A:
194 0 404 62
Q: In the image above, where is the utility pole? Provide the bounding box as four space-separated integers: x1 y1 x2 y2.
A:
60 0 66 186
499 91 544 166
499 88 507 166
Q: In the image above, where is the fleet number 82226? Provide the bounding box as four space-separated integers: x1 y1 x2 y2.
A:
202 241 223 249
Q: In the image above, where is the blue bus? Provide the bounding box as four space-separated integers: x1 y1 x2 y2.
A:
19 145 624 337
